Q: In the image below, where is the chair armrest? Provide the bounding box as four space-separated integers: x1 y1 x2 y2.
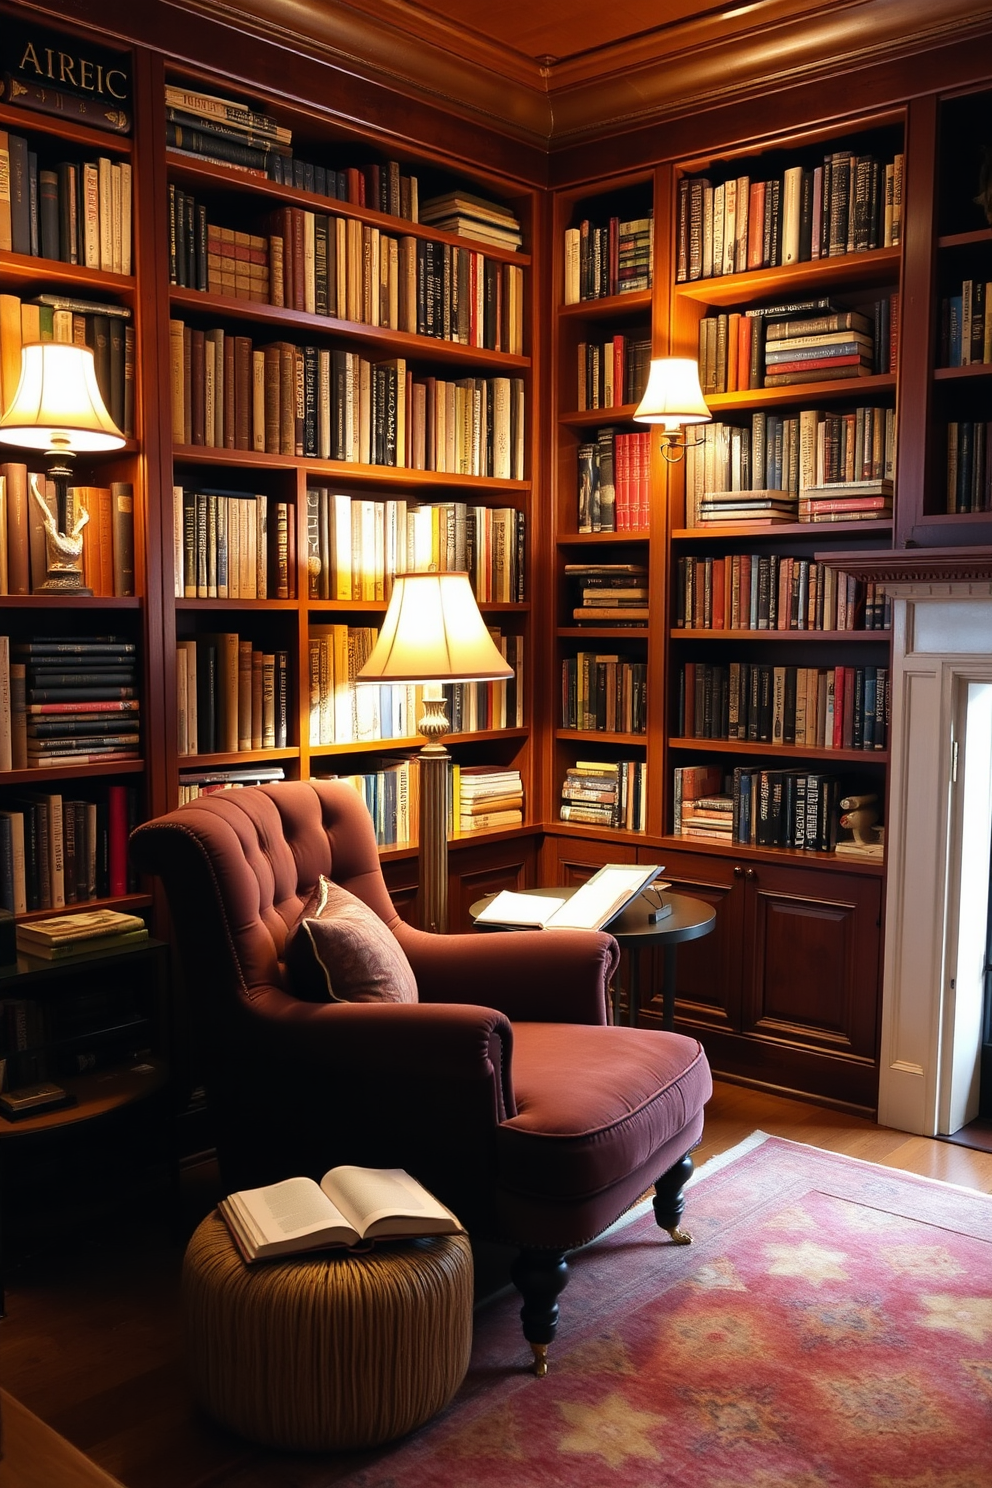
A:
246 992 516 1121
393 922 619 1024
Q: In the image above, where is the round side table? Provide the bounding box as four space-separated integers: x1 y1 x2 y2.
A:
470 887 715 1030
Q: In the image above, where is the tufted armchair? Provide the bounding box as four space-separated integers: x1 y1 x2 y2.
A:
130 780 712 1373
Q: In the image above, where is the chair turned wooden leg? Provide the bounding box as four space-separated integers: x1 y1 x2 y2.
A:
509 1249 570 1376
652 1150 695 1245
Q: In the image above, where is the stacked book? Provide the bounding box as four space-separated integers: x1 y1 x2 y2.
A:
679 790 734 842
698 489 798 525
164 82 292 177
16 637 140 767
672 764 724 834
559 760 646 832
15 908 148 962
764 308 875 387
418 191 522 251
457 766 523 833
567 562 649 625
798 478 892 523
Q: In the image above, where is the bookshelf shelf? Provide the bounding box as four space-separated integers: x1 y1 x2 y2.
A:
668 736 889 764
672 628 889 642
0 100 133 153
702 373 896 412
167 289 531 370
164 152 533 267
672 520 893 539
674 246 902 308
171 444 529 491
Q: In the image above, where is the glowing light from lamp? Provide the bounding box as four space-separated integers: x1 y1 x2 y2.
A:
632 357 711 461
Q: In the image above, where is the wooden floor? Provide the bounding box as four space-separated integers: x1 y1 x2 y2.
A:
2 1079 991 1488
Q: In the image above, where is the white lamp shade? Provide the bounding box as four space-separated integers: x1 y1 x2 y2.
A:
356 571 514 684
633 357 711 432
0 342 125 452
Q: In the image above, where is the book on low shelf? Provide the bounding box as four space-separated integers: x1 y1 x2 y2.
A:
16 908 149 960
218 1165 464 1263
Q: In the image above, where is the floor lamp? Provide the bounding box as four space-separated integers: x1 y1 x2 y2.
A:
357 571 513 934
0 342 125 592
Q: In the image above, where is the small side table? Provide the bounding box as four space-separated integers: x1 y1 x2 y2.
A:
470 888 715 1031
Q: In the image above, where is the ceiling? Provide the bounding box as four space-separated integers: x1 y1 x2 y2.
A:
181 0 992 147
339 0 723 71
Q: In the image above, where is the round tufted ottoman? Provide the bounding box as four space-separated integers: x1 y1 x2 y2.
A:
182 1211 474 1451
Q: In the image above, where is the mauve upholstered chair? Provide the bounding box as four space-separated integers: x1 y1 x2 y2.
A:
130 780 713 1373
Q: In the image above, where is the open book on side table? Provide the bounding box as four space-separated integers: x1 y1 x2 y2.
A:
218 1165 464 1263
475 863 666 931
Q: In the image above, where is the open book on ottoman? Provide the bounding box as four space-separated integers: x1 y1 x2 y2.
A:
219 1165 464 1262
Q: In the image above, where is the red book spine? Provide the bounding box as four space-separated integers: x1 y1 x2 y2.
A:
107 784 128 897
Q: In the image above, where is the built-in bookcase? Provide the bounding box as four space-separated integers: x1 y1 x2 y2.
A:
155 61 539 858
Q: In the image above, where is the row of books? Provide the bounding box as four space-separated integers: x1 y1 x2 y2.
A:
694 477 894 528
940 280 992 367
0 135 132 273
674 554 890 632
2 966 151 1090
946 421 992 514
0 466 134 597
577 428 653 533
174 487 294 601
674 762 862 853
566 563 648 627
168 186 524 353
563 213 654 304
558 760 647 833
676 150 904 282
164 81 422 223
697 297 897 394
0 781 137 916
304 491 525 605
318 760 524 849
307 626 523 748
176 638 288 756
560 653 648 735
169 322 526 478
678 662 890 750
574 332 652 411
683 406 896 525
177 764 285 805
11 637 140 768
0 291 134 435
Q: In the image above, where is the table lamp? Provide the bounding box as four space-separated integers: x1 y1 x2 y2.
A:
0 342 125 592
632 356 711 462
356 570 514 934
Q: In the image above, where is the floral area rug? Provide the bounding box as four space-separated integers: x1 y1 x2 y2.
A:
211 1133 992 1488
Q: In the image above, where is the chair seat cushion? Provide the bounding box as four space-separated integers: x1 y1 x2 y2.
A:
497 1023 710 1202
284 875 419 1004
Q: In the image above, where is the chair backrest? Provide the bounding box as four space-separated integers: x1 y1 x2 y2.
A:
130 781 406 1183
131 779 401 1010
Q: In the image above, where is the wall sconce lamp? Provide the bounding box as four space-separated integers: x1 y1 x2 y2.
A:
0 342 125 593
632 356 712 462
356 570 514 935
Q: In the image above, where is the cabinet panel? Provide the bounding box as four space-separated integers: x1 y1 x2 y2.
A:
448 836 540 932
548 835 636 886
648 845 742 1033
742 861 881 1060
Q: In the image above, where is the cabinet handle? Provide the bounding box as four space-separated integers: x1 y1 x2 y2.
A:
733 864 743 878
745 868 757 881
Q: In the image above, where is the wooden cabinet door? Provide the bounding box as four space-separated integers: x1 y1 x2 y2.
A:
740 861 882 1065
645 846 743 1035
449 836 540 931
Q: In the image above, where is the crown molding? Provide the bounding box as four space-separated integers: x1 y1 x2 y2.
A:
818 550 992 584
160 0 992 149
547 0 992 145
